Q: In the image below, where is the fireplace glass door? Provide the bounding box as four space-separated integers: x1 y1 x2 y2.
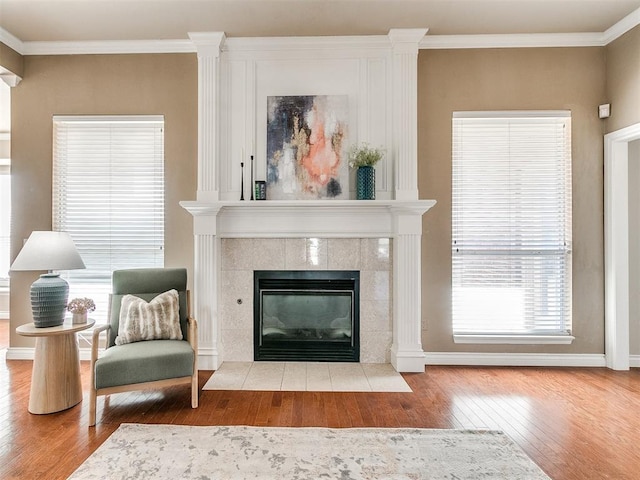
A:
254 270 359 362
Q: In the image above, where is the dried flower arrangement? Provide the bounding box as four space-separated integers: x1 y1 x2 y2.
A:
67 297 96 314
347 143 385 169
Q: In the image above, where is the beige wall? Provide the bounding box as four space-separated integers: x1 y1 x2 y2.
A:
418 47 607 354
606 25 640 133
0 42 24 78
10 53 197 347
7 41 632 356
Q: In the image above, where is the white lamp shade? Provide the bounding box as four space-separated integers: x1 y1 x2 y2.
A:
10 231 86 272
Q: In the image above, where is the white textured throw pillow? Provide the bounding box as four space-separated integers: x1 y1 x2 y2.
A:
115 289 183 345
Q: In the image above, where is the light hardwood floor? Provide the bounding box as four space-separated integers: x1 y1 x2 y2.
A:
1 331 639 479
0 319 8 350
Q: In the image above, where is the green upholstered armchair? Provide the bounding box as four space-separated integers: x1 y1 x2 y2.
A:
89 268 198 426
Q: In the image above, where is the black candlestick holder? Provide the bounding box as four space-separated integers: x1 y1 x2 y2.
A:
250 155 254 200
240 162 245 201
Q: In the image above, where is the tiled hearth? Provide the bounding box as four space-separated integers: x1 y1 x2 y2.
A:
203 361 412 392
220 238 392 363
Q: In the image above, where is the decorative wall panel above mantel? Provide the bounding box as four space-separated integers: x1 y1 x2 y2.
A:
221 47 392 201
188 29 427 204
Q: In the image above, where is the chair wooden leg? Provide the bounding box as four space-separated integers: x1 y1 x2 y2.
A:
191 373 198 408
89 387 97 426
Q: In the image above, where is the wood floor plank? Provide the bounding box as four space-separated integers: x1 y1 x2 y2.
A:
275 391 294 426
253 391 274 426
2 354 640 479
327 392 351 428
0 320 9 350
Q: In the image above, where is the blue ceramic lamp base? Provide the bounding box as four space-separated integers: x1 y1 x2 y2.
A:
30 273 69 328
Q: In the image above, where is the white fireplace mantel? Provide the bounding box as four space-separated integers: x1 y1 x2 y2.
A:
182 29 435 372
180 200 436 238
181 199 436 372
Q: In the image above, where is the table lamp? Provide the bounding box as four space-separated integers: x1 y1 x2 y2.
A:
10 231 86 328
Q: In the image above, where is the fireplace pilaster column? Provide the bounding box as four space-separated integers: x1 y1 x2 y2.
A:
388 29 427 202
391 206 427 372
189 32 226 203
193 234 221 369
190 207 223 370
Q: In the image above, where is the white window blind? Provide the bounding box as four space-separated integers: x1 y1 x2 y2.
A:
452 111 572 339
53 116 165 323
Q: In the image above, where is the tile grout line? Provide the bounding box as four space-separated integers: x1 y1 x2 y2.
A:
240 363 251 390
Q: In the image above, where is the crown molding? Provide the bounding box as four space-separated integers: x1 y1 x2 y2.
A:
0 72 21 87
223 35 391 52
189 31 226 57
419 32 605 49
3 6 639 56
603 6 640 44
8 32 611 56
0 27 24 54
18 39 196 55
388 28 429 44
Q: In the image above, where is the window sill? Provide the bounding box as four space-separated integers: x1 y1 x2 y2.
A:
453 334 575 345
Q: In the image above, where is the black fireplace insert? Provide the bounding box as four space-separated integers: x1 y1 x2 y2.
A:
254 270 360 362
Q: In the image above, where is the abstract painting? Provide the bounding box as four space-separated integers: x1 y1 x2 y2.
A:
267 95 348 200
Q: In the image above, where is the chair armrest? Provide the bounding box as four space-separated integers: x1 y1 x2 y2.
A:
187 316 198 349
90 323 111 395
91 324 111 365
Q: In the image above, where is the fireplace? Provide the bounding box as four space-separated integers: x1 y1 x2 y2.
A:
254 270 360 362
181 30 436 372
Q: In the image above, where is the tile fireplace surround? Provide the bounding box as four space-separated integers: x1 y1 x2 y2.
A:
221 237 391 364
181 29 436 372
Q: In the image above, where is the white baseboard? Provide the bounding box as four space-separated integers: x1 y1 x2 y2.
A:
198 348 219 370
5 347 32 360
6 348 612 369
630 355 640 368
424 352 607 367
8 346 217 371
0 311 8 320
4 347 31 360
6 347 93 361
7 346 216 372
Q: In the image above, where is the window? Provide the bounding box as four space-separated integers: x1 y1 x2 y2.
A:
452 111 572 343
53 116 165 323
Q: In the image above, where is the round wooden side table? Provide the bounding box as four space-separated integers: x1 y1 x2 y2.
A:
16 319 95 414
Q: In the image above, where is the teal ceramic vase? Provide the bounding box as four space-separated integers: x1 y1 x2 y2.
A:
356 166 375 200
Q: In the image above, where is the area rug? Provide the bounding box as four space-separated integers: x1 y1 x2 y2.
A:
69 424 550 479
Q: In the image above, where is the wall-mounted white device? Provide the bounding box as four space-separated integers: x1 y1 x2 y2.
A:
598 104 611 119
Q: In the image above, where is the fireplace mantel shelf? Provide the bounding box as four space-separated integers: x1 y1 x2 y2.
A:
180 199 436 238
180 199 436 214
